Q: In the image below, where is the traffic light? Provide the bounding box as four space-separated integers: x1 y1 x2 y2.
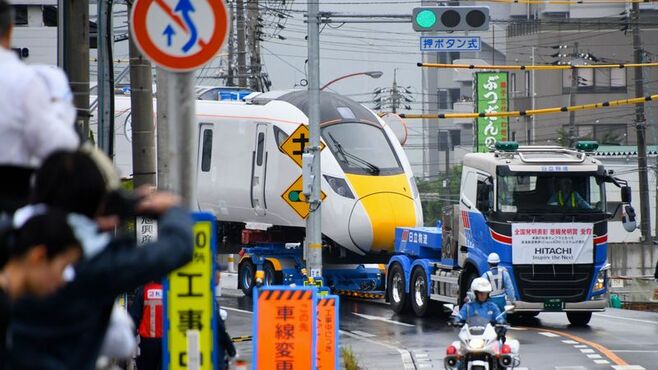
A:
412 7 489 32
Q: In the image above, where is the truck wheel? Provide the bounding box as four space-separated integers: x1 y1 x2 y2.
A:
410 267 430 317
388 263 410 314
263 261 277 286
459 272 477 306
239 260 256 296
567 312 592 326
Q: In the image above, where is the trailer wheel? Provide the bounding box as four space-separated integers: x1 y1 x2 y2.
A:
388 263 410 314
566 311 592 326
263 261 277 286
410 267 430 317
239 260 256 296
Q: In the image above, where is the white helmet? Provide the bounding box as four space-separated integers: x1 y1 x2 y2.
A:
487 252 500 265
471 277 492 293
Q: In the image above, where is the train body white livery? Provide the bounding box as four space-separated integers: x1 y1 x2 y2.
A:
103 90 423 257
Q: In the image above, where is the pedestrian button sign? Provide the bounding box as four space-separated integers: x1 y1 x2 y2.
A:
130 0 229 71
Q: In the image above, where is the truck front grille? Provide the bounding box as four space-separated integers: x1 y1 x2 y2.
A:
513 264 593 302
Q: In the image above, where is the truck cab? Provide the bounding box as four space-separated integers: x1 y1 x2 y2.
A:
388 142 635 325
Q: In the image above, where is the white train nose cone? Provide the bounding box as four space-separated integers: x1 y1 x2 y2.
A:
348 192 417 254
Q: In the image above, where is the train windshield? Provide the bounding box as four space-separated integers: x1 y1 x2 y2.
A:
322 123 403 176
497 173 605 214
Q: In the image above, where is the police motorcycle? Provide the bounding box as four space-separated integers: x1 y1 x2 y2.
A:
444 304 520 370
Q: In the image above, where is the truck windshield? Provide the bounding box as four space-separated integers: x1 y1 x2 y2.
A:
497 173 605 213
321 123 403 176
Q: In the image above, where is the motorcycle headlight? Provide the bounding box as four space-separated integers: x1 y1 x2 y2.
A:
468 338 485 350
593 264 609 292
324 175 355 199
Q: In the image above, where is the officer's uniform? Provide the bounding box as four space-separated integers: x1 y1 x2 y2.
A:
456 300 504 325
130 282 163 370
483 266 516 311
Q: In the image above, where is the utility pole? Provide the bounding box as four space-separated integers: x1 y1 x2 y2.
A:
61 0 90 140
156 68 171 190
97 0 114 157
306 0 323 280
632 1 652 243
128 1 156 188
235 0 247 88
227 0 235 87
391 68 399 113
568 42 578 148
247 0 261 91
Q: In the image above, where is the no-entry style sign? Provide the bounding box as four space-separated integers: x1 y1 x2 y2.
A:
130 0 228 71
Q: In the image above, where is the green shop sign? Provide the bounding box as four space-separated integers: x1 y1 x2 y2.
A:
475 72 509 152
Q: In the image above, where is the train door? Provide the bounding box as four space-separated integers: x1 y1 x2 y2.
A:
251 123 268 216
197 123 214 210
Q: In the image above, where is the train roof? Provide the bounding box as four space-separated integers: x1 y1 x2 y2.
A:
463 146 602 174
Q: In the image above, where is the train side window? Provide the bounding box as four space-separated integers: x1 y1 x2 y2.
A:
256 132 265 166
201 129 213 172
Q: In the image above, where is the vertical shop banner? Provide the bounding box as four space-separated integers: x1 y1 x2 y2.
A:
163 212 217 370
254 286 317 369
475 72 509 152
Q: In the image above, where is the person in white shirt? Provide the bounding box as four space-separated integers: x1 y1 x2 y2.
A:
0 0 79 214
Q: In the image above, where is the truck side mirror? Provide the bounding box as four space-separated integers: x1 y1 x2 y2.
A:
622 205 637 232
621 186 632 203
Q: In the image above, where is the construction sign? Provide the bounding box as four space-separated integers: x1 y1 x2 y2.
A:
279 124 325 168
253 286 317 369
163 212 217 370
316 295 339 370
281 175 327 219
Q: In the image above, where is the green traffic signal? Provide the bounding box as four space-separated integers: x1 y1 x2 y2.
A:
415 9 436 28
288 191 303 202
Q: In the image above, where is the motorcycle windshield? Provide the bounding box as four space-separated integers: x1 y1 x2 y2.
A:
466 316 491 334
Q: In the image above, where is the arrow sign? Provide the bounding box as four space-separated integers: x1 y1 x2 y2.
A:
162 24 175 47
175 0 197 53
351 312 415 327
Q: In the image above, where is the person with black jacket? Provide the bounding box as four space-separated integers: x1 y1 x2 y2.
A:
6 149 193 370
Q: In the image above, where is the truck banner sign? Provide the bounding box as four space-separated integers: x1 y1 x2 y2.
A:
512 223 593 264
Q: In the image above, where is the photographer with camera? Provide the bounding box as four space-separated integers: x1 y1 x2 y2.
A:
6 148 193 370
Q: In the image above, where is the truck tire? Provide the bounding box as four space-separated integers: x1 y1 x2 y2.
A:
410 267 430 317
459 272 477 306
263 261 277 286
566 311 592 326
239 260 256 296
388 263 410 314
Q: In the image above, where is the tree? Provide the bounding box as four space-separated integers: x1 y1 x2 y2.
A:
416 165 462 226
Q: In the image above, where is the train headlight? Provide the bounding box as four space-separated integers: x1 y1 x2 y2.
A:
324 175 355 199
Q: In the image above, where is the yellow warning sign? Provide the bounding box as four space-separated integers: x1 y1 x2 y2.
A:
281 175 326 219
279 124 325 168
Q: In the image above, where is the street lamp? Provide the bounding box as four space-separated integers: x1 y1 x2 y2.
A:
320 71 383 91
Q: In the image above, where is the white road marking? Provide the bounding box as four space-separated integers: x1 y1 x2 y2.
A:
222 306 254 315
350 330 376 338
555 366 587 370
586 354 602 359
562 340 579 344
593 359 610 365
611 366 646 370
351 312 415 327
539 331 561 338
593 313 658 325
574 344 589 348
414 353 429 358
580 348 595 354
340 330 416 369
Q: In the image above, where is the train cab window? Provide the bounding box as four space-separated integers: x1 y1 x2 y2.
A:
201 129 213 172
256 132 265 166
321 122 403 176
273 126 288 150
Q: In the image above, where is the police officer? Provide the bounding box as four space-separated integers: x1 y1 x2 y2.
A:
482 253 516 311
129 281 164 370
454 278 505 326
0 0 78 214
